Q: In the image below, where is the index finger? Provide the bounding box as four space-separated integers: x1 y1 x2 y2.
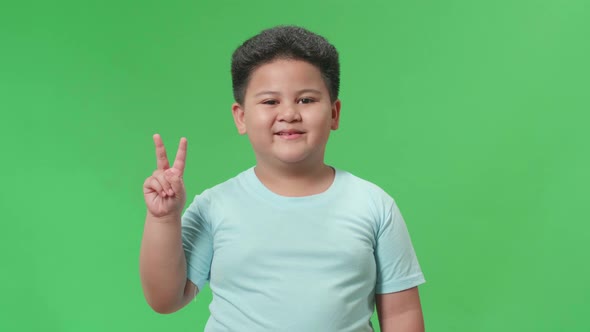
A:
172 137 187 176
153 134 170 170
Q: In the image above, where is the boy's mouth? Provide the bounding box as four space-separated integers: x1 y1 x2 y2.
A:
275 129 305 139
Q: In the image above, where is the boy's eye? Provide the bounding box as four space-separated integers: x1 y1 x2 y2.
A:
298 98 315 104
262 100 278 105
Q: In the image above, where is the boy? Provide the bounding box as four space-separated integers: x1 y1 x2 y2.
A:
140 26 425 331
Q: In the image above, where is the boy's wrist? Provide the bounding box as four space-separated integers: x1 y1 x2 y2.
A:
146 211 182 224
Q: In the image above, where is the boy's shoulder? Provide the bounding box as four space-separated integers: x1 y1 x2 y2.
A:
338 168 392 194
185 168 253 215
197 167 254 197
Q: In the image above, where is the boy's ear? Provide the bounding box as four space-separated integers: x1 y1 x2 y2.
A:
232 102 247 135
330 99 342 130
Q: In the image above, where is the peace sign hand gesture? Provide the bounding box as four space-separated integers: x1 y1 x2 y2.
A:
143 134 188 219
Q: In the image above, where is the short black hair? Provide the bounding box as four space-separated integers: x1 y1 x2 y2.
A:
231 25 340 105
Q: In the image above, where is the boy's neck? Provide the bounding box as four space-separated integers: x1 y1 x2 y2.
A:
253 163 335 197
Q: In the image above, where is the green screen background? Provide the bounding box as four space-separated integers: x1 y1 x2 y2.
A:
2 0 588 331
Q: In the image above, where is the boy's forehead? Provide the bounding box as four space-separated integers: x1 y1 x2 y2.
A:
246 59 327 95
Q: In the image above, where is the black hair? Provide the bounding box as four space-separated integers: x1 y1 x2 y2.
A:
231 25 340 104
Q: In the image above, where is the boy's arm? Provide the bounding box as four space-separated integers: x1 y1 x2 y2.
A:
376 287 425 332
140 134 197 314
140 212 198 314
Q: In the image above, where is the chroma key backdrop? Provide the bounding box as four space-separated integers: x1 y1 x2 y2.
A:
1 0 588 331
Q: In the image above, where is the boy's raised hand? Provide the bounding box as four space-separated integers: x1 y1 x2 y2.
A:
143 134 187 219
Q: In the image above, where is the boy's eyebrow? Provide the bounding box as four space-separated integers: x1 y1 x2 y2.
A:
254 89 322 97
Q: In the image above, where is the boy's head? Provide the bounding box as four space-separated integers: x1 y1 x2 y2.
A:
231 25 340 105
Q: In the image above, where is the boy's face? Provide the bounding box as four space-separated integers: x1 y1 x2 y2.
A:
232 59 341 169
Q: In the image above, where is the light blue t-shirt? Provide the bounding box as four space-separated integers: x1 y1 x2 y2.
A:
181 167 425 331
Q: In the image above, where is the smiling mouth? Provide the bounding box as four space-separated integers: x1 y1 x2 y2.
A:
275 131 305 139
275 129 305 135
276 132 304 136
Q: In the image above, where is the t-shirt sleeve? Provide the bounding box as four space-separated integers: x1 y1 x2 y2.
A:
374 201 425 294
181 194 214 292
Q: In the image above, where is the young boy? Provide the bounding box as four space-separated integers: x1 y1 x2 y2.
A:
140 26 425 331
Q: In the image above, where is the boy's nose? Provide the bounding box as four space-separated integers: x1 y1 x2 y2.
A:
277 104 301 122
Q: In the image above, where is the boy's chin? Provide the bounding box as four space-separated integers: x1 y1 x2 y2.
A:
254 147 325 167
273 153 322 167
